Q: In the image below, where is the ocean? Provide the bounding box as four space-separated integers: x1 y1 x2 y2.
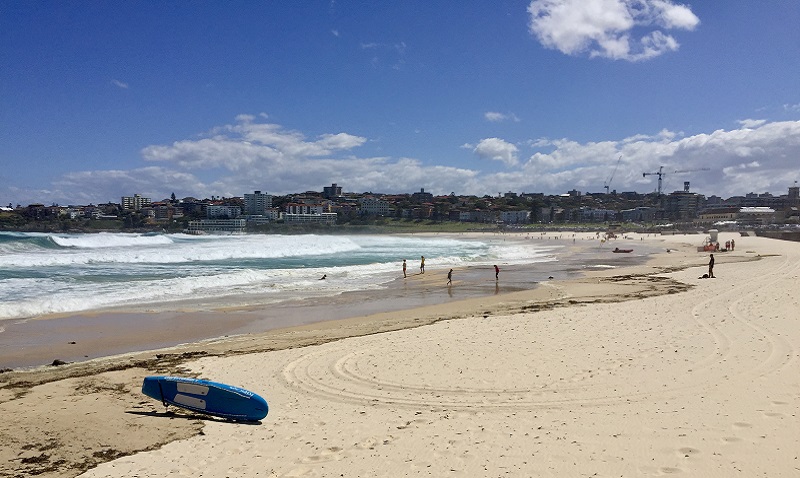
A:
0 231 564 322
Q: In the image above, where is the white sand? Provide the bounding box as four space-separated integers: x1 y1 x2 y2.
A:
75 233 800 477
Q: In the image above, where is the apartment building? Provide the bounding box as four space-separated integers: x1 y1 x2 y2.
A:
243 191 273 215
121 194 151 211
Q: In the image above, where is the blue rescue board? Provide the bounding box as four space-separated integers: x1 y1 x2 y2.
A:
142 376 269 421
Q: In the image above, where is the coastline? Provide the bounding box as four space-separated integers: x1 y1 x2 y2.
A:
0 231 658 370
3 232 798 477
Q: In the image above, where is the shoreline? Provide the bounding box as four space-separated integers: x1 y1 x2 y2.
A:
0 232 660 370
4 232 794 478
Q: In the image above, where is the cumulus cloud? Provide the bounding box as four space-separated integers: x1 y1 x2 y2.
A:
136 116 479 197
141 116 368 171
18 116 800 205
527 0 700 61
470 138 520 167
518 120 800 196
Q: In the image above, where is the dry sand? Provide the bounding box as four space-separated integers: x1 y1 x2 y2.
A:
1 232 798 477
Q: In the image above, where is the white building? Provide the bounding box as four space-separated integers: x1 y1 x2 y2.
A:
285 203 325 215
500 210 530 224
207 205 242 219
283 212 337 225
358 197 392 216
185 219 246 234
737 207 776 225
244 191 273 215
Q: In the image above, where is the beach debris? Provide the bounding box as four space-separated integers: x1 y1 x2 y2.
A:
50 359 69 366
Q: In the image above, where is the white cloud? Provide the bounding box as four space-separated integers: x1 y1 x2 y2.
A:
141 116 368 171
136 116 479 197
471 138 520 167
485 112 521 122
52 167 206 204
527 0 699 61
17 117 800 206
519 120 800 196
738 119 767 128
485 112 506 122
359 41 406 69
111 79 129 89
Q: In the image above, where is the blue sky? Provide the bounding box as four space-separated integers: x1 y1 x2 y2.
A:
2 1 799 206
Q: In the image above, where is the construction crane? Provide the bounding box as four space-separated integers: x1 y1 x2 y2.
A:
642 166 710 195
642 166 666 195
604 156 622 194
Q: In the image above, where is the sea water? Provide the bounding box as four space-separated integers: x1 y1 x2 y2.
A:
0 232 561 321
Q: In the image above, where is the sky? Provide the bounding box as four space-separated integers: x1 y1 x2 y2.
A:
2 0 800 206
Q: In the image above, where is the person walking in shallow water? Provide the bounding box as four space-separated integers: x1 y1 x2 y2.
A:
447 268 453 285
494 264 500 280
402 259 407 278
708 253 715 278
420 256 425 274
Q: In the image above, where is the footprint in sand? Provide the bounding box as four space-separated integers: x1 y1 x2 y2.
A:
732 422 752 429
678 447 700 457
721 436 742 443
659 466 683 474
762 411 785 418
299 446 347 464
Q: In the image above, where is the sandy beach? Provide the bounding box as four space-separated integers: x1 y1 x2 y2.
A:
1 232 798 477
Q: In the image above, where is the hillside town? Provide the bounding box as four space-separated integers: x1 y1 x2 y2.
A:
2 182 799 234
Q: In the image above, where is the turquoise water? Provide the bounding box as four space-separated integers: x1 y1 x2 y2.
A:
0 232 560 320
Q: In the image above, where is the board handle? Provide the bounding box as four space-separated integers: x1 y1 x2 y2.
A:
157 380 167 408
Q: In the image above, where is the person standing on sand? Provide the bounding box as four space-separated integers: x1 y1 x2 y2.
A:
708 253 715 278
494 264 500 280
731 239 735 251
420 256 425 274
447 268 453 285
402 259 407 278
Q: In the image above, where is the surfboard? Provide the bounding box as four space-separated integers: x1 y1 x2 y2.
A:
141 376 269 421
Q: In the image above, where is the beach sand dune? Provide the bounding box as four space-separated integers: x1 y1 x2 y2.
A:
2 233 799 477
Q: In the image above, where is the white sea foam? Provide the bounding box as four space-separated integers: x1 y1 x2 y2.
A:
0 233 363 267
0 232 559 320
50 232 175 248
